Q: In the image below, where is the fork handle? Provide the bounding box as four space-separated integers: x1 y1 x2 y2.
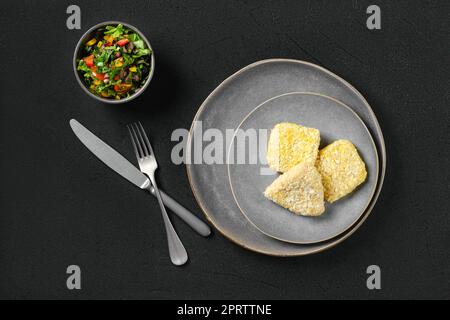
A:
147 179 188 266
152 188 211 237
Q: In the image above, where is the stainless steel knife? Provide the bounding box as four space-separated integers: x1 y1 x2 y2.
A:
70 119 211 237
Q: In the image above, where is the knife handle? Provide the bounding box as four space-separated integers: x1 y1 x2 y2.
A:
150 187 211 237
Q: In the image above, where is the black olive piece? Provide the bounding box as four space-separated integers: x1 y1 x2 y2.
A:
119 69 128 80
94 29 103 39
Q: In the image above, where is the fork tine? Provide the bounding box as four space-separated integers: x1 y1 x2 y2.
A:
128 124 145 158
133 122 150 157
127 125 141 159
138 122 154 156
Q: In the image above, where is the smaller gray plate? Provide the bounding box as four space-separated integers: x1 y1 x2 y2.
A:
228 92 379 244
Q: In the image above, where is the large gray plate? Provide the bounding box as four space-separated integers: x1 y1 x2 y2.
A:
186 59 386 256
228 92 379 244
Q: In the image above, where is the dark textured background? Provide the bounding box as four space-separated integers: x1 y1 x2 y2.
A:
0 0 449 299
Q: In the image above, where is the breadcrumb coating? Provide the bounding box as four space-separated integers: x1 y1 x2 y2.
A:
316 140 367 203
267 122 320 173
264 163 325 216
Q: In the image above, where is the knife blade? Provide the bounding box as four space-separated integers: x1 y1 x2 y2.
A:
71 119 150 189
70 119 211 237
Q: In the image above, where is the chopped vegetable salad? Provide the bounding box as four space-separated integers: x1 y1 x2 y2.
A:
77 24 152 100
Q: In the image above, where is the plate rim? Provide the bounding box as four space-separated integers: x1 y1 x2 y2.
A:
185 58 387 256
227 91 380 244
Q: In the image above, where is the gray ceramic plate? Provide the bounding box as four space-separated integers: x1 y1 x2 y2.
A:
228 92 379 244
186 59 386 256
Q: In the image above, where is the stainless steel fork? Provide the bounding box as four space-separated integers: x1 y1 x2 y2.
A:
128 122 188 266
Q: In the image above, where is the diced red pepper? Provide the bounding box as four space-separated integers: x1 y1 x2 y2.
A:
95 73 106 80
114 75 120 81
117 39 130 47
83 55 94 67
89 65 105 80
114 83 132 93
